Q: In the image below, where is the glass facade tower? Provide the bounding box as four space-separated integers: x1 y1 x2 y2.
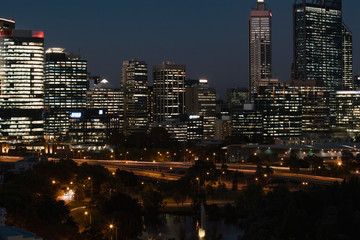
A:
153 62 186 124
342 23 353 90
249 0 272 102
293 0 343 92
0 18 45 143
121 59 148 135
44 48 87 141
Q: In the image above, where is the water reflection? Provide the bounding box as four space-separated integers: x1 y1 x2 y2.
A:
142 214 243 240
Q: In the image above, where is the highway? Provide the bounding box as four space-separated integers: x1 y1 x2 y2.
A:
72 159 344 186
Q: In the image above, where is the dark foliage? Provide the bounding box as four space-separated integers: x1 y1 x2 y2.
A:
240 178 360 240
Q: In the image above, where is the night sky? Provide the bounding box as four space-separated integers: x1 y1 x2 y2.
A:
2 0 359 98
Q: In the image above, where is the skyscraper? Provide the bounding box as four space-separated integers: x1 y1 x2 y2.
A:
87 79 124 133
153 62 186 124
249 0 272 101
342 23 353 90
185 79 216 140
256 86 302 141
0 18 45 143
121 59 148 135
44 48 87 141
293 0 343 91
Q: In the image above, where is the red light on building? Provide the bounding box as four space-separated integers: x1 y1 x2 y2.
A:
32 31 44 38
0 30 13 37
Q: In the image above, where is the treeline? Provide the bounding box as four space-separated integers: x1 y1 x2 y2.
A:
238 179 360 240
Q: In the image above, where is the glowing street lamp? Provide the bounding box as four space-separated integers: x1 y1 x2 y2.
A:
84 211 92 225
109 224 117 240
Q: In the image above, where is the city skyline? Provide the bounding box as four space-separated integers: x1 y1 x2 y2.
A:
1 0 359 98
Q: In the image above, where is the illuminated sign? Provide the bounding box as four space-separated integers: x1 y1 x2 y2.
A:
70 112 82 118
199 79 208 84
99 109 104 115
32 31 44 39
189 115 200 119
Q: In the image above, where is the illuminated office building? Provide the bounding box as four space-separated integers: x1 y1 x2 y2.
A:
292 0 345 128
227 88 249 108
335 91 360 137
44 48 87 141
153 62 185 124
121 59 148 135
256 86 302 140
231 103 263 141
159 114 203 142
0 18 45 143
159 118 187 142
295 85 331 135
214 116 232 141
186 115 204 142
147 86 154 126
249 0 272 101
87 79 124 133
342 23 353 90
293 0 343 91
68 109 120 144
185 79 216 139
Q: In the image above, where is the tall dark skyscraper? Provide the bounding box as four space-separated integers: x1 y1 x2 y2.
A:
153 62 186 124
249 0 272 102
342 23 353 90
44 48 88 141
0 18 45 143
293 0 343 92
121 59 148 135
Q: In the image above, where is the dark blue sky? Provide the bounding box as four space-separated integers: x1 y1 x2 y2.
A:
2 0 359 98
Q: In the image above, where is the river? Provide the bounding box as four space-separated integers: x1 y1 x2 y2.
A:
141 214 243 240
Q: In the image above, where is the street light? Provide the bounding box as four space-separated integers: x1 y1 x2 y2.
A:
88 177 93 197
84 211 91 225
109 224 117 240
196 177 200 192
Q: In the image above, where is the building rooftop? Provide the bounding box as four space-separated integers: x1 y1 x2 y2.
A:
94 79 116 89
